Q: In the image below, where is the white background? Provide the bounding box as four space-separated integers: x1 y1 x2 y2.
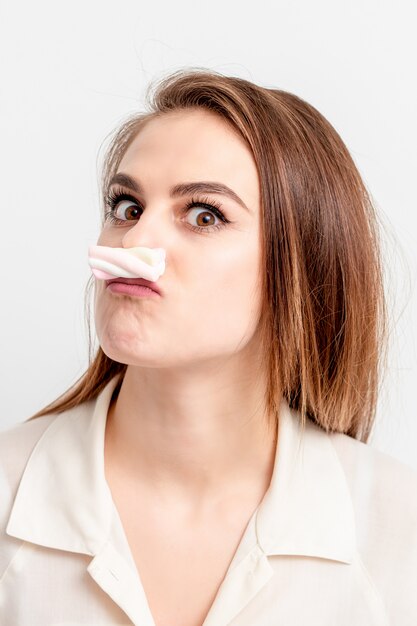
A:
0 0 416 469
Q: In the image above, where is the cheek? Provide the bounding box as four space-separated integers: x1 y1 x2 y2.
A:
184 240 263 345
93 283 114 340
96 225 119 247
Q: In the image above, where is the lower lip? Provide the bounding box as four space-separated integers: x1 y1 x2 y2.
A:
107 282 160 297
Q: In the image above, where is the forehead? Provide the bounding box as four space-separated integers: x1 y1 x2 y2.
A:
118 109 260 209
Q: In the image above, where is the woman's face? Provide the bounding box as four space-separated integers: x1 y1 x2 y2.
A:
94 108 263 369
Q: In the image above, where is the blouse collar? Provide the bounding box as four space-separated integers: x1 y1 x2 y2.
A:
6 374 355 564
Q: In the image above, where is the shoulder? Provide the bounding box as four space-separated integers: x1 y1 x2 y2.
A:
0 414 59 489
0 403 93 576
329 430 417 619
329 429 417 520
0 401 95 493
0 415 59 575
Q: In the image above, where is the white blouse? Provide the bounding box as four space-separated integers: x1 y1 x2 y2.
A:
1 375 416 625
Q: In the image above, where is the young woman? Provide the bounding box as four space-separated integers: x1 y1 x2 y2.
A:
1 68 416 625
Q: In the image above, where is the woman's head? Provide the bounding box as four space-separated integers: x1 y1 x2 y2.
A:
30 68 388 442
94 107 265 378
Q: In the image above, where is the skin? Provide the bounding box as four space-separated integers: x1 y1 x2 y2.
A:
95 108 277 524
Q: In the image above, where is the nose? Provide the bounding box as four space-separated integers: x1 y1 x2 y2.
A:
121 206 166 250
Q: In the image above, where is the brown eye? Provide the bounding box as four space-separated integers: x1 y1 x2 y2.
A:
182 197 230 233
114 200 141 221
188 208 218 228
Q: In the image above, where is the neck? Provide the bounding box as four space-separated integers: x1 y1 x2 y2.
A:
104 354 278 513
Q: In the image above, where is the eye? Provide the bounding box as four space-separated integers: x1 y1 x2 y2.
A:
114 199 141 221
183 197 229 233
104 187 232 233
186 207 219 229
105 190 141 221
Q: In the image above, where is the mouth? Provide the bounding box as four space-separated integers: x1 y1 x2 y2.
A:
105 277 162 295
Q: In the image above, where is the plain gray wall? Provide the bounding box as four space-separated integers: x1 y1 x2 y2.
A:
0 0 416 470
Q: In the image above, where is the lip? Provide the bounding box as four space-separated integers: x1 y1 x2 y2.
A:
106 277 162 296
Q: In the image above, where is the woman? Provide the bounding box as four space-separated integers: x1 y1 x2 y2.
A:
1 68 416 625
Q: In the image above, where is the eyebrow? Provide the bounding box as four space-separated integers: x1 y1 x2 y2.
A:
108 172 251 213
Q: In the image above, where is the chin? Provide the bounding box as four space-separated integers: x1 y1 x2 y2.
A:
98 337 163 368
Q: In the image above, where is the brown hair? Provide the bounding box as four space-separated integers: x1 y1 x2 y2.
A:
27 67 389 442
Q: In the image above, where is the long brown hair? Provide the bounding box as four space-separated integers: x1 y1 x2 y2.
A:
27 68 389 442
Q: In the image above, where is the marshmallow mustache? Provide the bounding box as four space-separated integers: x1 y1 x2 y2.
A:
88 244 166 282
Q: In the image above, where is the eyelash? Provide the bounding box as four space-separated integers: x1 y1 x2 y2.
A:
104 186 230 233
